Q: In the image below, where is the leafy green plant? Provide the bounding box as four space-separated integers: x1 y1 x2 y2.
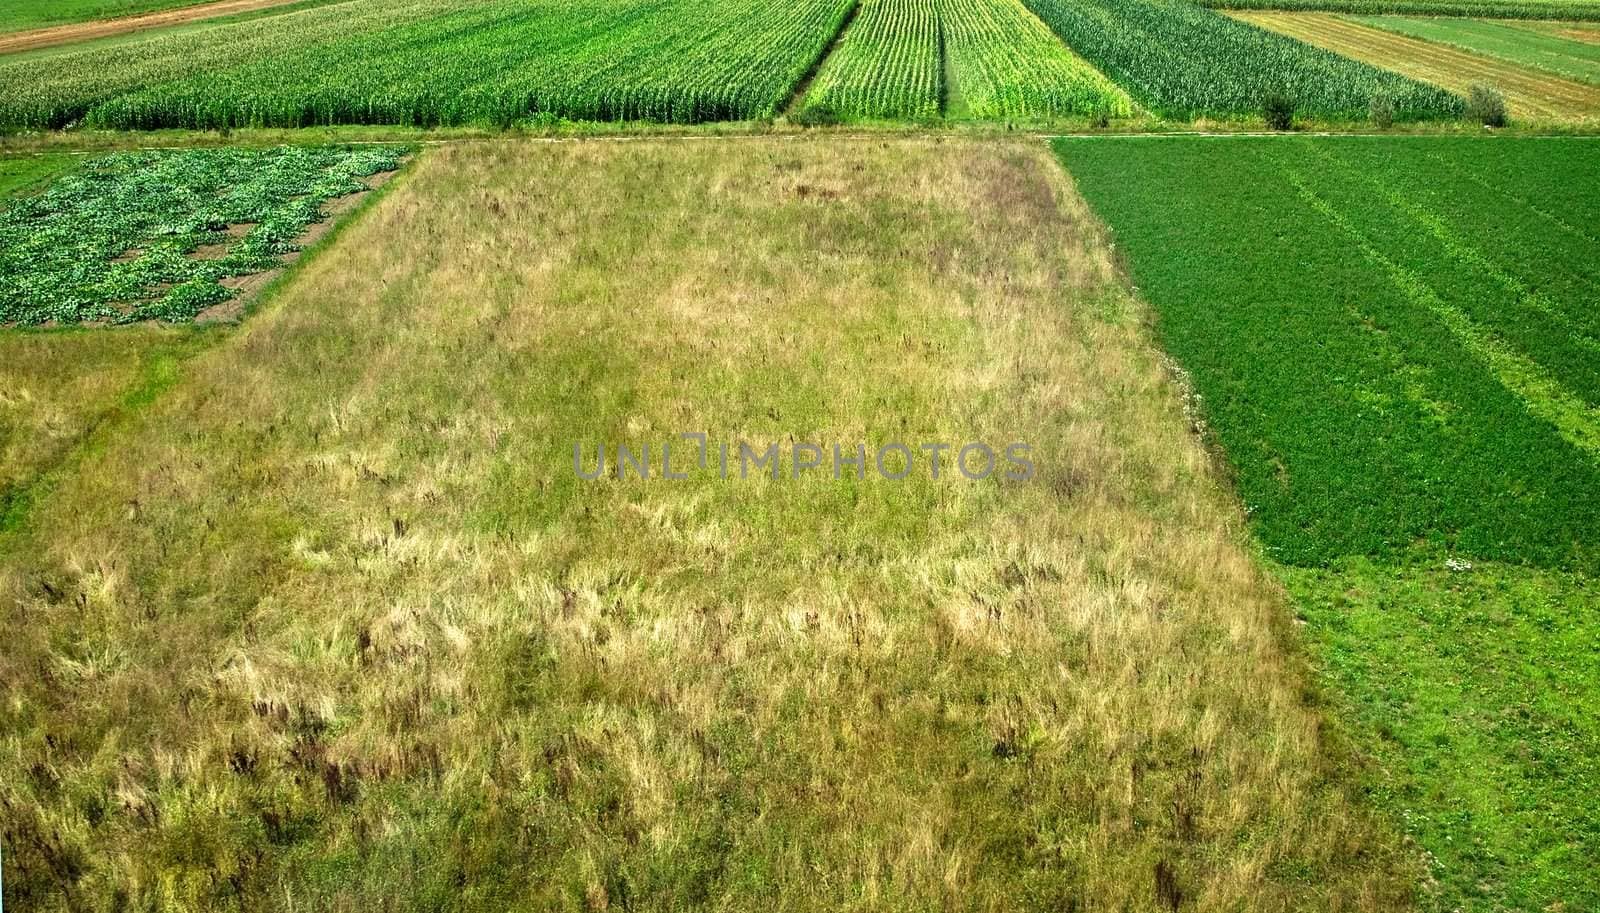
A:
0 145 406 325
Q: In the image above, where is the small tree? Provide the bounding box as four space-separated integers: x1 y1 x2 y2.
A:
1263 90 1295 131
1467 83 1507 127
794 104 841 127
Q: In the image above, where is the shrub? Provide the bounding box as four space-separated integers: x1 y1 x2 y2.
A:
1369 91 1394 128
1467 83 1507 127
1263 90 1295 130
794 104 842 127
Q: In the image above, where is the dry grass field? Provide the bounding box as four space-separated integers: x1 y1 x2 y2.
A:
1233 11 1600 120
0 328 204 533
0 137 1419 910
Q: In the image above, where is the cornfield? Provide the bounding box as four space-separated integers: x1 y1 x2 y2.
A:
803 0 943 120
1023 0 1466 119
803 0 1133 121
941 0 1133 118
0 0 854 129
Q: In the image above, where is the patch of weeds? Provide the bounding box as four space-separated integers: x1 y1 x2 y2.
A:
1368 91 1395 129
793 104 842 127
1467 83 1507 127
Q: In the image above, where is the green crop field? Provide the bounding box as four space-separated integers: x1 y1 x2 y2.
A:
802 0 1132 121
0 0 854 129
803 0 943 119
1055 136 1600 567
0 0 1526 130
1358 14 1600 84
1 145 405 325
940 0 1133 118
1055 135 1600 911
1022 0 1464 120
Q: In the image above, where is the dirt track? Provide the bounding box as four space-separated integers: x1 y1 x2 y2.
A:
0 0 315 55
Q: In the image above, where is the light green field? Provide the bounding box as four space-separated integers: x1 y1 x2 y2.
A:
1358 14 1600 84
0 154 77 196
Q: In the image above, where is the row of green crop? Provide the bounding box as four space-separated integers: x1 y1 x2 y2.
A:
0 0 470 129
940 0 1132 119
802 0 1132 121
0 0 853 129
1200 0 1600 23
1023 0 1464 120
0 146 406 324
804 0 943 120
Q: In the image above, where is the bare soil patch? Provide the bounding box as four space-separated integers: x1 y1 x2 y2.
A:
0 0 317 55
1556 26 1600 44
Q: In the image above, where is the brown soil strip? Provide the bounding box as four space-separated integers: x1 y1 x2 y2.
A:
1232 11 1600 121
0 0 318 55
1552 25 1600 44
194 169 395 324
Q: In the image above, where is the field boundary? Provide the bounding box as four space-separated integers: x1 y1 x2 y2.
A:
782 0 862 117
0 0 335 54
6 120 1600 162
1234 11 1600 120
0 149 412 542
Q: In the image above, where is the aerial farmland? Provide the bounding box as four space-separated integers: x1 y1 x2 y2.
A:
0 0 1595 910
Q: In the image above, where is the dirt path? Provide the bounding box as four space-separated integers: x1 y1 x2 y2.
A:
0 0 318 55
1233 11 1600 122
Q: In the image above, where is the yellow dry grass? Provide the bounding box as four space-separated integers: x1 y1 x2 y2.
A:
0 137 1416 911
1234 11 1600 121
0 327 200 524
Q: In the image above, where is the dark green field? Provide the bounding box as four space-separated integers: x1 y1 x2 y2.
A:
1057 136 1600 569
1056 134 1600 912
